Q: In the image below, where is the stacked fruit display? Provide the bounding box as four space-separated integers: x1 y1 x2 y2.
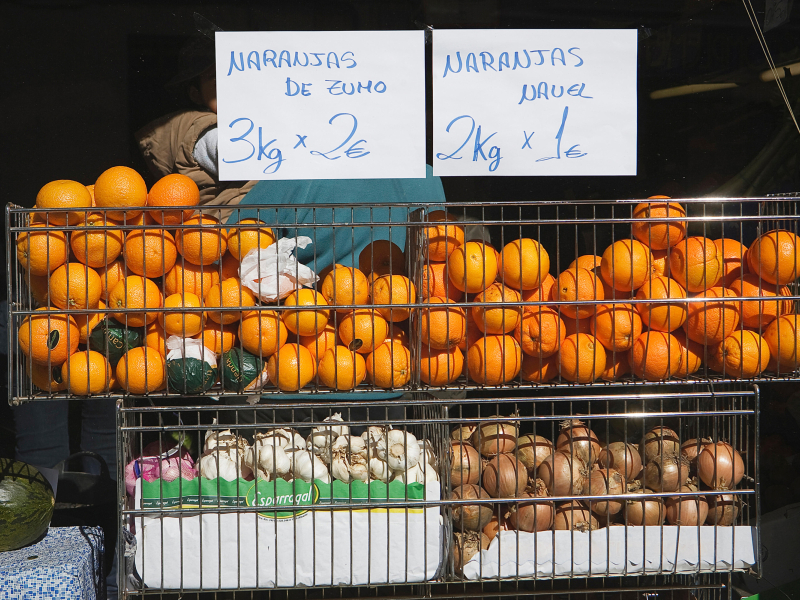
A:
447 417 748 573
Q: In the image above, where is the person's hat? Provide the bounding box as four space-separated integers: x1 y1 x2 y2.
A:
166 13 223 88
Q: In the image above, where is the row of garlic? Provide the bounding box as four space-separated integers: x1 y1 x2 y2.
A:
198 414 439 485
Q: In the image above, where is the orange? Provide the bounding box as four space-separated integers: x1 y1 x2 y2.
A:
669 236 722 293
299 321 338 361
226 219 276 261
159 292 206 337
93 166 148 220
564 315 594 337
419 345 464 385
673 329 703 377
49 263 102 310
631 331 681 381
499 238 550 290
318 345 366 390
204 277 257 325
145 321 167 356
424 210 465 261
553 267 604 320
358 240 405 276
466 334 522 385
748 229 800 286
600 352 630 382
684 287 740 345
27 361 66 393
321 266 370 312
338 308 389 354
387 323 408 345
124 229 178 278
644 248 670 283
18 308 79 366
420 261 463 302
764 314 800 373
635 276 688 332
77 300 107 345
70 213 125 268
35 180 93 225
448 241 498 294
281 288 329 335
25 274 51 307
728 273 793 330
600 239 653 293
371 274 416 322
458 310 484 352
631 199 687 250
514 306 565 358
96 259 128 302
239 310 287 358
164 261 220 300
218 252 241 281
366 340 411 388
146 173 198 225
16 224 69 276
521 273 556 313
62 350 111 395
520 353 560 383
108 275 163 328
267 343 316 391
569 255 603 271
116 346 166 394
194 322 237 355
590 303 642 352
715 238 749 287
471 282 522 334
708 329 770 379
558 333 606 383
174 214 228 266
420 297 467 350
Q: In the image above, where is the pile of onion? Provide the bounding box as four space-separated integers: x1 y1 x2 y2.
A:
471 417 519 457
553 500 599 531
482 453 527 498
556 419 601 465
697 442 744 490
450 483 493 531
505 479 554 532
537 451 587 497
598 442 642 481
450 442 482 488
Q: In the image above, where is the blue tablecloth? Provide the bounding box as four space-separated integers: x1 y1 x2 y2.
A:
0 526 104 600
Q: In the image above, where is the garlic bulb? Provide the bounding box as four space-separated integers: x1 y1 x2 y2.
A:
247 436 291 477
288 448 331 483
202 426 252 479
378 430 421 472
394 463 425 484
362 426 389 452
199 450 242 481
369 457 392 482
330 435 369 483
419 439 438 469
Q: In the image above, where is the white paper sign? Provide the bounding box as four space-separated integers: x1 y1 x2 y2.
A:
433 29 638 176
216 31 426 181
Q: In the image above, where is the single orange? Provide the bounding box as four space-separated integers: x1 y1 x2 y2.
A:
358 240 405 276
590 303 643 352
499 238 550 291
365 340 411 388
194 322 237 355
281 288 330 336
763 314 800 373
748 229 800 286
553 267 604 320
558 333 606 383
338 308 389 354
600 239 653 293
175 214 228 266
448 241 499 294
96 259 128 302
466 334 522 385
18 308 80 366
386 323 408 345
124 229 178 278
631 199 687 250
16 223 70 276
564 315 594 337
714 238 749 287
145 321 167 356
635 276 688 332
318 345 366 390
457 310 485 352
420 297 467 350
93 166 148 220
321 266 370 312
569 255 603 271
267 343 316 391
116 346 166 394
669 236 723 293
420 261 463 302
708 329 770 379
25 274 51 307
27 361 66 393
729 272 792 330
514 306 565 358
77 300 107 345
226 219 276 261
108 275 163 328
643 248 670 283
70 213 124 268
600 351 631 382
159 292 206 337
684 287 740 345
146 173 198 225
205 277 257 325
215 252 240 282
371 274 416 322
631 331 681 381
521 273 556 313
62 350 111 395
49 263 102 310
419 344 464 385
164 261 220 300
298 321 338 361
520 353 560 383
424 210 465 261
673 329 704 377
239 310 288 358
35 179 93 225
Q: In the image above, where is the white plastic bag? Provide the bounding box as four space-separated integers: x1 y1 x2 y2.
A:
238 236 318 302
165 335 218 368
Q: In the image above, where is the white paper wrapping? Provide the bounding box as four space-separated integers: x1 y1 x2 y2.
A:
132 480 443 589
462 526 757 579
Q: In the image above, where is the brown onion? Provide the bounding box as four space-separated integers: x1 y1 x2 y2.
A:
483 511 509 542
516 434 554 473
482 453 527 498
705 493 740 526
665 483 708 525
553 500 599 532
625 489 665 526
505 478 554 532
537 451 588 497
451 425 478 443
598 442 643 481
556 419 602 465
450 442 482 488
450 484 494 531
452 531 490 573
582 467 626 517
643 426 681 463
644 452 690 493
681 437 713 476
472 417 519 457
697 442 744 490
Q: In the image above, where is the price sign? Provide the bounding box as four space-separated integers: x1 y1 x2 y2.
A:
433 29 638 176
216 31 426 180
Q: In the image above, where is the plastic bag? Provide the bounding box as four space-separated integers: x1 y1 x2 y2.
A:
238 236 318 302
165 336 218 394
